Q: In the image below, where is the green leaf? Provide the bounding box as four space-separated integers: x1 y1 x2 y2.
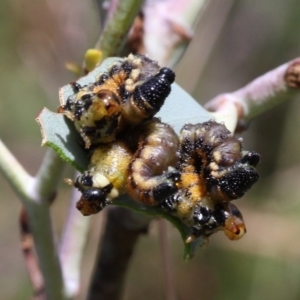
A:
36 107 89 172
37 57 214 259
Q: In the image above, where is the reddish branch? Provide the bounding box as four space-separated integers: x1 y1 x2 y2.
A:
19 208 44 300
205 58 300 129
87 206 151 300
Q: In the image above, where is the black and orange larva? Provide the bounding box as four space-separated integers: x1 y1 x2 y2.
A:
59 55 260 243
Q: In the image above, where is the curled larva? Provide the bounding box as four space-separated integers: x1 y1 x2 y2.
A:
160 120 260 242
69 119 180 215
58 54 260 244
127 118 180 206
58 54 175 148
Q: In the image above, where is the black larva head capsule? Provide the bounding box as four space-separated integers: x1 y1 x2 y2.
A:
83 188 106 202
76 188 108 216
213 203 228 225
79 174 94 187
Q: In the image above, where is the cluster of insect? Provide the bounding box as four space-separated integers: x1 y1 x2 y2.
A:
58 54 260 243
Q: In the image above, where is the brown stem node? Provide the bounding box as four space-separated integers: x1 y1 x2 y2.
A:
284 60 300 88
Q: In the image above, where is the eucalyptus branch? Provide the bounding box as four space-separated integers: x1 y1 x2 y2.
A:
33 148 66 200
0 139 65 299
19 207 44 300
205 58 300 128
24 198 64 300
0 139 34 200
59 176 91 298
158 219 177 300
136 0 207 67
95 0 143 59
87 207 151 300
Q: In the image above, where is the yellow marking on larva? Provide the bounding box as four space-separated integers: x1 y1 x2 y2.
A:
93 173 110 188
90 143 132 191
92 74 125 96
213 151 222 163
211 169 227 179
182 164 196 173
132 57 142 66
147 134 162 146
176 201 193 218
209 162 219 171
140 146 155 161
179 173 199 188
90 102 108 118
224 216 246 240
131 172 145 186
125 79 135 93
131 158 144 173
108 187 119 199
130 69 141 81
113 70 128 86
76 91 90 100
188 184 206 203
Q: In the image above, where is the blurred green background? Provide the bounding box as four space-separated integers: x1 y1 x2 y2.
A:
1 0 300 299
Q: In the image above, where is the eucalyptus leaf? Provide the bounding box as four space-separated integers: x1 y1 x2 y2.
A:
37 57 214 259
36 108 89 172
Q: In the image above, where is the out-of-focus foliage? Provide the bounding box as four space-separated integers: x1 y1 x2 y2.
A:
1 0 300 299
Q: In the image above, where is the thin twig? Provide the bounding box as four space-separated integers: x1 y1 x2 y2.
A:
205 58 300 129
176 0 235 92
33 149 66 199
19 208 44 300
95 0 143 59
138 0 207 67
158 219 177 300
0 139 34 200
87 206 151 300
59 175 91 298
0 140 65 299
24 199 64 299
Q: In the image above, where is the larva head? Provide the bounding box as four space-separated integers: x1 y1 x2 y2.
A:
216 202 246 240
72 171 115 216
76 188 108 216
189 202 246 241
